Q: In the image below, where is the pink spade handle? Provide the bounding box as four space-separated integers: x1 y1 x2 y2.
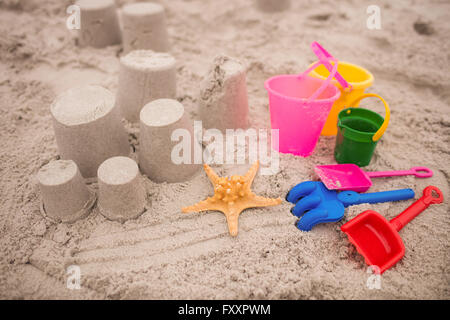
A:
365 167 433 179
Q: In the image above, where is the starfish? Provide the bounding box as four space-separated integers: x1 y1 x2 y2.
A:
182 161 282 236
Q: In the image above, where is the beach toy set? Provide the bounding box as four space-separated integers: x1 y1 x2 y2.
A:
272 42 444 273
286 168 442 273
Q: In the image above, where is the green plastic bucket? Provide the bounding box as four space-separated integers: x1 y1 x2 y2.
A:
334 93 390 167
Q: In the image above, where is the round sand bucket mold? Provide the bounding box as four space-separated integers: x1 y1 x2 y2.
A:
264 59 341 156
334 93 390 167
308 42 374 136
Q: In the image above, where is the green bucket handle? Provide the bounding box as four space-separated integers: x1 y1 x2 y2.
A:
346 93 390 142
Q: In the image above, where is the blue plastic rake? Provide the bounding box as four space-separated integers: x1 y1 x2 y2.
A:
286 181 415 231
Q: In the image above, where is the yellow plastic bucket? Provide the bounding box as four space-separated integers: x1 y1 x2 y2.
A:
309 61 374 136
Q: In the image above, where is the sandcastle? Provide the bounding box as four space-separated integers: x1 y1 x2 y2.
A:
97 156 147 222
116 50 177 122
38 2 264 227
76 0 122 48
139 99 201 183
121 2 170 53
199 55 249 132
37 160 96 223
51 85 130 178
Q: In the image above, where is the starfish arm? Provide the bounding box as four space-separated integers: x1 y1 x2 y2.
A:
243 161 259 186
182 198 224 213
224 208 240 237
203 164 220 185
244 195 282 209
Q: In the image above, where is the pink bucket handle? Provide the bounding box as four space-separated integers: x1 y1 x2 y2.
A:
299 57 339 102
310 41 353 92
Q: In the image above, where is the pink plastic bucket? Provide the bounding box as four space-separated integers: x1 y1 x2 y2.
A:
264 59 341 156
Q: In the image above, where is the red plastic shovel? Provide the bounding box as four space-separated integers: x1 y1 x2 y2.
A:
341 186 444 274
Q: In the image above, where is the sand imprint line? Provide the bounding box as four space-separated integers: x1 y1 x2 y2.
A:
71 222 291 275
76 215 291 254
77 206 289 249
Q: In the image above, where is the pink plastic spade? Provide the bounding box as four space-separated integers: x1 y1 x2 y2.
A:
315 164 433 192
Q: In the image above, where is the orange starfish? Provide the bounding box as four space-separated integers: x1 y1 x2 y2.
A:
182 161 282 236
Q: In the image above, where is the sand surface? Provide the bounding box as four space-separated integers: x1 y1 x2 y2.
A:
0 0 449 299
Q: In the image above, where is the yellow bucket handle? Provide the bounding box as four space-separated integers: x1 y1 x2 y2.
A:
348 93 390 142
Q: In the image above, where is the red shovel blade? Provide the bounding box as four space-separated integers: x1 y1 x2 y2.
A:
342 186 443 274
341 210 405 274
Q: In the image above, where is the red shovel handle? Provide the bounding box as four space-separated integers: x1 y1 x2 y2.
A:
390 186 443 232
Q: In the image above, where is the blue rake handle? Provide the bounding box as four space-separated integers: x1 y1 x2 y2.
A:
337 189 415 207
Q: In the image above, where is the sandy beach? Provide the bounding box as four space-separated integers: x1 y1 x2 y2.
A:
0 0 449 299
